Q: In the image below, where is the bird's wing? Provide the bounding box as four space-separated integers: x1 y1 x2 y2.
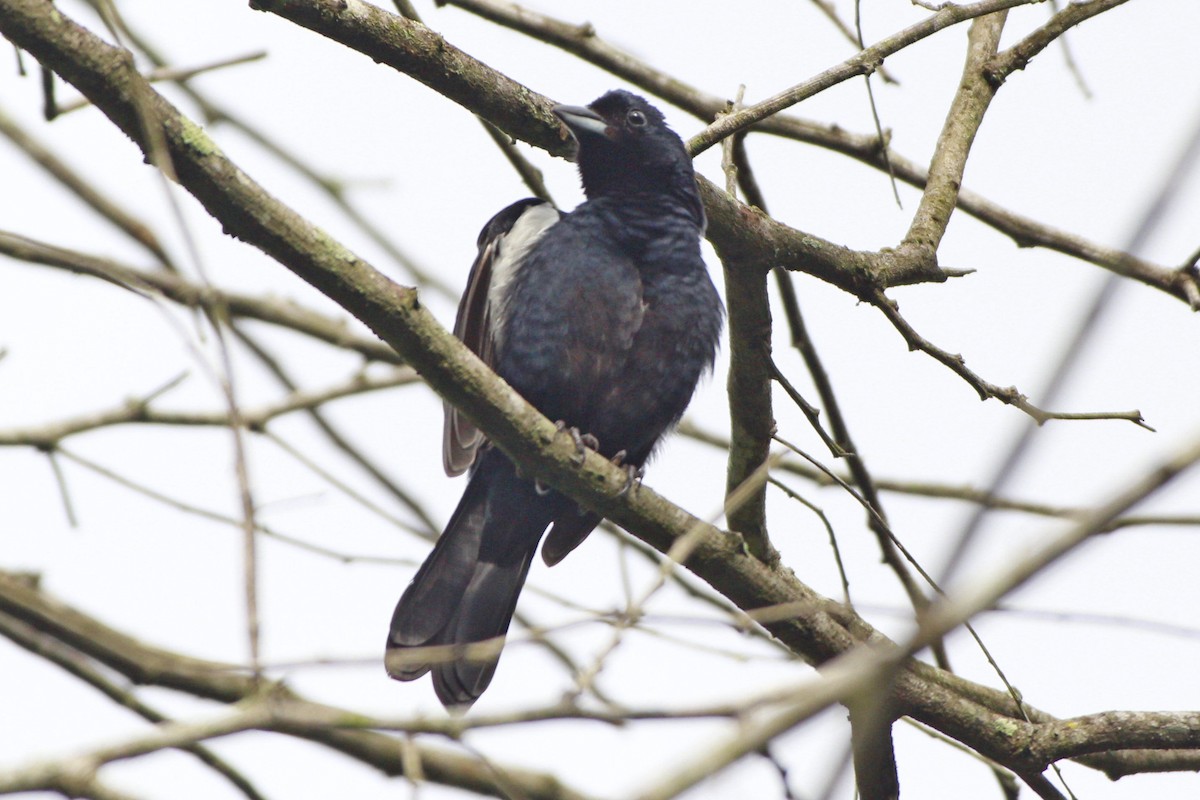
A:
443 198 561 476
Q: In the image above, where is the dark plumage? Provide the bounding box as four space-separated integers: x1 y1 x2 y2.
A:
385 90 724 708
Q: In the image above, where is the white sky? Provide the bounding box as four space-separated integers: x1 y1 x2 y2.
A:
2 1 1199 798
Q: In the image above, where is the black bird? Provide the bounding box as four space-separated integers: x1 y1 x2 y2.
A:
385 90 723 708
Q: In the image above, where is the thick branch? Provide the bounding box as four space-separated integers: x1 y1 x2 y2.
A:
0 573 596 800
0 610 265 800
905 12 1006 252
4 0 1197 785
439 0 1198 308
251 0 957 295
722 255 777 563
249 0 568 154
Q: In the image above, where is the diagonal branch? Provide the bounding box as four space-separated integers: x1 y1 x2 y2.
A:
905 12 1008 253
4 0 1197 785
0 231 402 364
0 104 174 269
0 609 267 800
986 0 1131 83
685 0 1045 156
440 0 1198 308
870 288 1150 427
0 572 598 800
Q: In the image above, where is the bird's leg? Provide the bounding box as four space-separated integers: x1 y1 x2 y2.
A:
609 450 644 497
537 424 602 495
554 420 599 466
550 423 639 494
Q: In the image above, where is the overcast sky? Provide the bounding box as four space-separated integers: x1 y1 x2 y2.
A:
2 1 1199 798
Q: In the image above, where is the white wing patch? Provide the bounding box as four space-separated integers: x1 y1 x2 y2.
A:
488 202 560 351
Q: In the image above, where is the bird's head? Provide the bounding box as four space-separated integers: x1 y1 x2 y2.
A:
553 90 699 213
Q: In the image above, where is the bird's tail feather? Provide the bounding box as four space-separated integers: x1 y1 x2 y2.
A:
385 470 489 682
431 554 534 707
385 454 544 707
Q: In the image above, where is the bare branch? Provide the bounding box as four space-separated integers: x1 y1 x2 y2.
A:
687 0 1045 156
0 231 403 364
905 12 1007 252
0 104 174 268
440 0 1198 308
870 288 1151 427
910 429 1200 666
53 50 269 116
0 370 417 448
0 570 600 800
682 420 1200 531
986 0 1130 83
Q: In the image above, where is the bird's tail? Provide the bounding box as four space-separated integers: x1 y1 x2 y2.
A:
385 454 544 708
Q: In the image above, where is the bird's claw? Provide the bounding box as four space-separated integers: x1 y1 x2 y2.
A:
550 424 639 493
554 421 598 466
612 452 643 497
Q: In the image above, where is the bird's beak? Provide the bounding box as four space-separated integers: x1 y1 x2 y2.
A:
553 104 610 141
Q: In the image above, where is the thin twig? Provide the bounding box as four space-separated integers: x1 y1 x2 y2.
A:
56 446 421 561
807 0 899 83
853 0 902 206
687 0 1046 156
871 288 1151 428
52 51 269 115
0 231 403 364
230 323 439 534
768 477 851 605
438 0 1196 308
0 369 419 447
680 419 1200 531
45 448 78 528
0 104 175 268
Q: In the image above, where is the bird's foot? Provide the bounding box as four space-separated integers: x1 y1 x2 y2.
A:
610 450 644 497
554 421 599 466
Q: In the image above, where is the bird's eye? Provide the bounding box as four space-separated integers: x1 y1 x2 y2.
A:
627 109 647 128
